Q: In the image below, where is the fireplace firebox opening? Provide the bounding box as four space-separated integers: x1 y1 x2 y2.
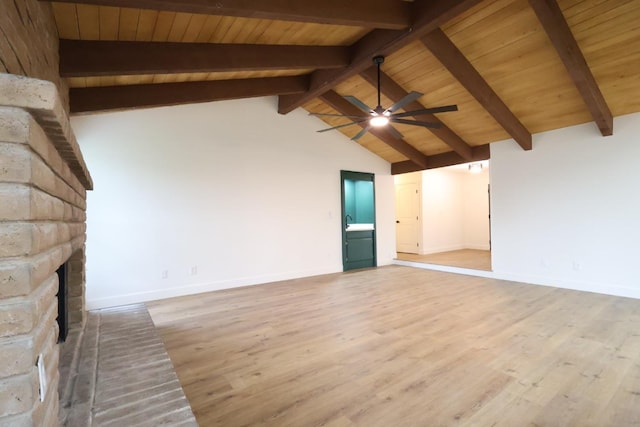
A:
56 262 69 342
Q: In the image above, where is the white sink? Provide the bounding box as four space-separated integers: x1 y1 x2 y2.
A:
346 223 374 231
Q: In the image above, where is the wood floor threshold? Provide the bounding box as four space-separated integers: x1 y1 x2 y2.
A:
396 249 492 272
393 259 495 279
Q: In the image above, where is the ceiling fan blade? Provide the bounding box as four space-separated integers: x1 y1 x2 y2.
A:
385 91 424 114
392 105 458 118
317 118 369 133
385 124 404 139
391 118 442 129
309 112 367 119
344 96 374 114
351 125 372 141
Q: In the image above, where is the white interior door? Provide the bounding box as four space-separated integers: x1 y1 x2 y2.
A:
395 182 421 253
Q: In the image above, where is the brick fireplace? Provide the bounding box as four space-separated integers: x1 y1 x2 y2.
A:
0 74 92 425
0 2 93 424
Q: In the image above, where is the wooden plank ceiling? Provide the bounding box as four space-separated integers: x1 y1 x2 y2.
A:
47 0 640 173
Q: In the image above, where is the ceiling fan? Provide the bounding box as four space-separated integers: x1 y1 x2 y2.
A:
310 56 458 140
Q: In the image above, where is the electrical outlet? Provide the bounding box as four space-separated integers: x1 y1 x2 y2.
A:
190 266 198 275
161 270 168 279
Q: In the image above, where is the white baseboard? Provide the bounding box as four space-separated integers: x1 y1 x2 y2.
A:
420 244 465 255
420 244 491 255
88 258 640 310
491 270 640 300
392 260 640 300
464 243 491 251
86 266 342 310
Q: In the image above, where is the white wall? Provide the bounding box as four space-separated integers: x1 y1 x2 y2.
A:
72 97 395 309
422 169 464 253
462 168 490 250
491 112 640 298
420 167 490 254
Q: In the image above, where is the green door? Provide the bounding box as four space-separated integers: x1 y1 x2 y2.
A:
341 171 377 271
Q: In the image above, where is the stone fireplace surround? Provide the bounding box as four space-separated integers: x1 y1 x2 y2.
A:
1 74 91 426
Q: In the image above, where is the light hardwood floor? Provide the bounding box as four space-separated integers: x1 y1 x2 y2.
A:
147 266 640 426
396 249 492 271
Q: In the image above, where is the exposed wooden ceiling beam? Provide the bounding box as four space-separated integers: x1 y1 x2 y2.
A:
391 144 490 175
70 76 308 114
39 0 411 29
278 0 484 115
421 29 532 151
528 0 613 136
320 91 428 169
360 67 474 160
60 40 349 77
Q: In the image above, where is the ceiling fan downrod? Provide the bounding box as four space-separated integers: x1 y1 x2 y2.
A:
373 55 385 113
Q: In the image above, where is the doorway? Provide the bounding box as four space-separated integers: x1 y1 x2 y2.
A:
395 179 421 254
394 162 491 271
341 171 376 271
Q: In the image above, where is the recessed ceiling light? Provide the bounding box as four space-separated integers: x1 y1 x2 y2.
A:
468 163 483 173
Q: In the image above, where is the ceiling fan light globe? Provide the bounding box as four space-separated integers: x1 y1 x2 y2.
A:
370 116 389 127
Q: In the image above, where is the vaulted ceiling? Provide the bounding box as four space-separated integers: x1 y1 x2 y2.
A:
47 0 640 174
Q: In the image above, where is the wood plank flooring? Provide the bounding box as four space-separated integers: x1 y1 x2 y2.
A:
396 249 492 271
147 266 640 426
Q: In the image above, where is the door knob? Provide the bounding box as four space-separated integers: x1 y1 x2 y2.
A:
396 220 400 223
